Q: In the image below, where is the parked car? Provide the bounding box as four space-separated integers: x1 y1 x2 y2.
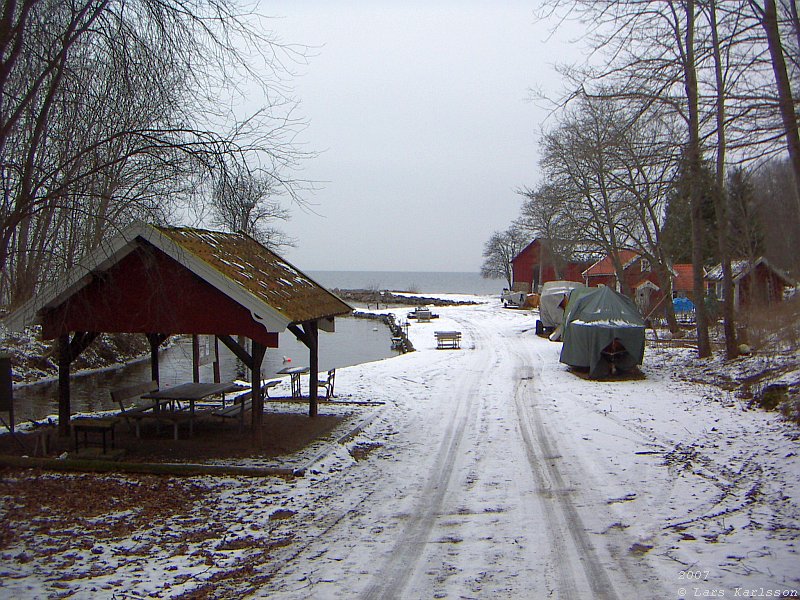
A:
501 289 528 308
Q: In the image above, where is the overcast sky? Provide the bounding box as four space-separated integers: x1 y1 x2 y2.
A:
261 1 583 273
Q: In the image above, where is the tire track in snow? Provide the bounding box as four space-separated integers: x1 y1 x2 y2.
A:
514 371 620 599
360 307 503 599
514 340 669 599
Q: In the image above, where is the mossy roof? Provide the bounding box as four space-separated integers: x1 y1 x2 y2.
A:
155 225 352 324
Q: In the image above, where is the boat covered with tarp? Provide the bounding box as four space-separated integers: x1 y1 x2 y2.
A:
536 280 585 337
559 286 646 378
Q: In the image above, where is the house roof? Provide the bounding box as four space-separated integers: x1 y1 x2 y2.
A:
705 256 796 285
511 238 542 264
582 250 639 277
3 222 353 334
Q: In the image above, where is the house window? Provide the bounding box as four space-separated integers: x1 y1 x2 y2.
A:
640 258 650 272
716 282 724 300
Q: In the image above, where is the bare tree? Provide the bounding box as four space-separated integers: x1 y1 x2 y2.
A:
751 158 800 274
0 0 310 308
481 226 527 289
748 0 800 209
516 182 583 279
211 165 294 251
538 0 748 356
539 94 637 297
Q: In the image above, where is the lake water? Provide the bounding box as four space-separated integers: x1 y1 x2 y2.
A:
309 270 500 296
13 315 399 422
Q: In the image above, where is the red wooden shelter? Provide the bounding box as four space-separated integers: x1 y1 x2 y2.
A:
3 223 353 437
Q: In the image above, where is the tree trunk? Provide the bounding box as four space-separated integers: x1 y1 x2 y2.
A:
708 0 739 359
685 0 712 358
761 0 800 211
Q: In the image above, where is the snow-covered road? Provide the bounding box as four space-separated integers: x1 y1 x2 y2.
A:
253 298 799 599
2 296 798 599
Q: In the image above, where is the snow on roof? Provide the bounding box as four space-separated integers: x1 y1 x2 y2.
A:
705 256 796 285
634 279 660 291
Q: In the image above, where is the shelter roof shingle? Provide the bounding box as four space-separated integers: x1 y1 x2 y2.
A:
156 226 352 324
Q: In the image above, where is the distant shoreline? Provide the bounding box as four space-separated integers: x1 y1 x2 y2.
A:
308 270 500 296
335 289 480 307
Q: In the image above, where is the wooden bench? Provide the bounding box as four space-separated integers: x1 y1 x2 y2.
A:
212 398 252 420
435 331 462 349
72 417 117 453
263 378 281 398
211 379 279 430
416 309 432 323
112 380 160 437
317 369 336 399
112 380 189 440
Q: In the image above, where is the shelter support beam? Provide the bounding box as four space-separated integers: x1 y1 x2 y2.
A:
58 335 70 437
289 321 320 417
57 331 100 437
251 341 266 431
146 333 168 386
217 335 254 371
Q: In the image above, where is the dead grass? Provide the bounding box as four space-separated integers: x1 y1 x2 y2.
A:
737 297 800 352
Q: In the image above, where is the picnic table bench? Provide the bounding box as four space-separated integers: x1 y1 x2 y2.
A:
435 330 462 349
72 417 117 453
211 378 281 430
112 380 245 440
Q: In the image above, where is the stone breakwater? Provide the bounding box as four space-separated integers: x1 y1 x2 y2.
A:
334 289 478 308
352 311 414 353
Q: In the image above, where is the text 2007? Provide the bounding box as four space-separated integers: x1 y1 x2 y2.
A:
679 570 711 580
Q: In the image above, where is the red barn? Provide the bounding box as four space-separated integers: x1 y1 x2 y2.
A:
510 239 586 293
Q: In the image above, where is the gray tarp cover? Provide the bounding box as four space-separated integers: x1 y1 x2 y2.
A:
559 286 646 378
539 280 585 328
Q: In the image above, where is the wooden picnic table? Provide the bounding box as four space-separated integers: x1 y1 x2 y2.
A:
141 381 246 438
277 366 310 398
435 331 462 349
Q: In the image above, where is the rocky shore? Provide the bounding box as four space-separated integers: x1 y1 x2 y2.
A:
334 289 479 308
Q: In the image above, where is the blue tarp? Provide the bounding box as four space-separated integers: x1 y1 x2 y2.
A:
673 297 695 313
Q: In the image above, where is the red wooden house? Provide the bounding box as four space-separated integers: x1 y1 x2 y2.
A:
582 250 660 312
671 264 697 299
706 257 796 308
583 251 698 316
510 239 586 293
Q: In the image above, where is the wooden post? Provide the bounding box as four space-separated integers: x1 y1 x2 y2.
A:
192 334 200 383
307 321 319 418
57 334 71 437
213 336 221 383
0 354 14 433
146 333 163 386
251 341 266 444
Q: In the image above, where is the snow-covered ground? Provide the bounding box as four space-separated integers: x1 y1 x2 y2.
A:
1 296 798 599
